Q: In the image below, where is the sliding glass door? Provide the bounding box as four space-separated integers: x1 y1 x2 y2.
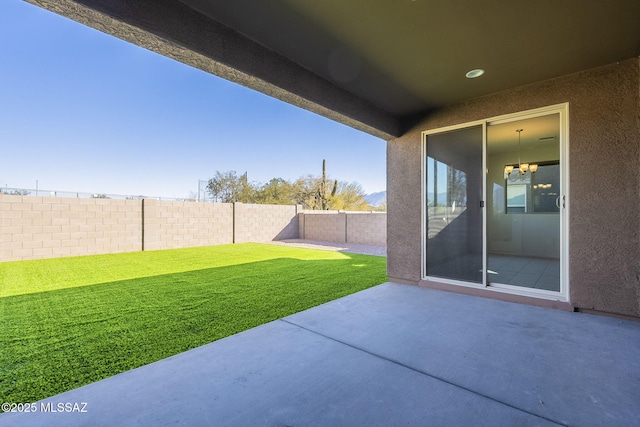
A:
423 105 567 299
486 114 561 292
425 125 483 283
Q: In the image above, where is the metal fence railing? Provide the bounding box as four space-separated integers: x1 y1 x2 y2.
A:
0 187 194 202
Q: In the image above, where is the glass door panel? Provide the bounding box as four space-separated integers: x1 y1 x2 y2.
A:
486 114 561 291
425 125 483 283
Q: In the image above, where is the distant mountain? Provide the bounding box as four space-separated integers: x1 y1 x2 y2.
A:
365 191 386 207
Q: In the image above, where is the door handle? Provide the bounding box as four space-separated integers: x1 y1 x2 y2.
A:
556 196 566 209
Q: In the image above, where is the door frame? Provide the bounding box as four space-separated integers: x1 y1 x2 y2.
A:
421 103 570 302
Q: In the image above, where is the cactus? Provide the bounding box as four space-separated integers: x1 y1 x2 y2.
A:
317 159 338 210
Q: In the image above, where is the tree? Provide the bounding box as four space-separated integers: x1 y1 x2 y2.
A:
255 178 297 205
290 160 339 210
206 172 225 202
206 170 255 203
448 168 467 208
204 161 376 211
236 172 256 203
291 175 321 209
375 201 387 212
1 189 29 196
329 181 373 211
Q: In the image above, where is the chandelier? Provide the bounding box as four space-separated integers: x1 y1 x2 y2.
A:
504 129 538 180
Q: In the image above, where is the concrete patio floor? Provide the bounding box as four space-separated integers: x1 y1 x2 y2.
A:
269 238 387 257
2 283 639 426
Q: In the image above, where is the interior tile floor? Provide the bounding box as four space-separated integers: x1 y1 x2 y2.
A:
425 253 561 292
488 255 560 291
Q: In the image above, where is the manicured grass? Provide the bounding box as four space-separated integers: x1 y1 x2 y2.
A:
0 243 386 404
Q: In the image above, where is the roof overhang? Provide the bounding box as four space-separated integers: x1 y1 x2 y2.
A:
25 0 640 139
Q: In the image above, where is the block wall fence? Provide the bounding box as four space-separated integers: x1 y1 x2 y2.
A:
298 211 387 245
1 195 385 261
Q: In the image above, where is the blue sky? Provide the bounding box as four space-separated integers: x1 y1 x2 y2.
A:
0 1 386 198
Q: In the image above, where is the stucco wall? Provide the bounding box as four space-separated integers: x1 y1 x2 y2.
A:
387 134 424 283
387 58 640 317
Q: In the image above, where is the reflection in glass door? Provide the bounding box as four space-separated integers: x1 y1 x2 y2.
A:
425 125 483 283
486 114 561 291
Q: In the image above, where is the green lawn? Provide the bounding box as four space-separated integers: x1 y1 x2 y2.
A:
0 243 387 404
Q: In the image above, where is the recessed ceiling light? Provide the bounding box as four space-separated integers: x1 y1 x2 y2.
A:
466 69 485 79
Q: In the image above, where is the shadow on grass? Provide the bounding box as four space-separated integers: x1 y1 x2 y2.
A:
0 254 386 405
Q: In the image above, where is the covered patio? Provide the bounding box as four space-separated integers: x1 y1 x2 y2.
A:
24 0 639 317
5 1 639 425
2 282 638 426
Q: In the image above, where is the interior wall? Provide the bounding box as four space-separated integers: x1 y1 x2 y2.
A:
487 145 560 258
387 58 640 317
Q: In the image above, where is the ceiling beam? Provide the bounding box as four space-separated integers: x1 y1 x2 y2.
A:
25 0 401 139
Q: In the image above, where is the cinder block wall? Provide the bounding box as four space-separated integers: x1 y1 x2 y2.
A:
300 211 347 242
346 213 386 245
1 196 386 262
299 211 387 245
1 195 141 261
234 203 300 243
142 199 233 251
